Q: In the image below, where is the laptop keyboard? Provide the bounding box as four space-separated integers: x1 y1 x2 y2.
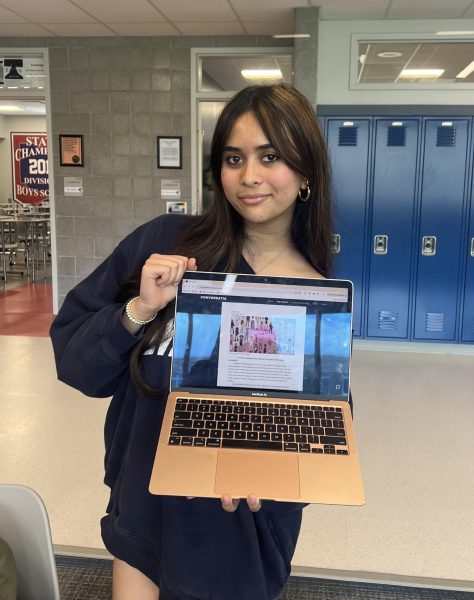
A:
168 398 349 455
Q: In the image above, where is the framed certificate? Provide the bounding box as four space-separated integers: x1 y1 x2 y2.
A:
157 136 182 169
59 134 84 167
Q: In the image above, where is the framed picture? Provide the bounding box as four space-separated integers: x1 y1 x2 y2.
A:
157 136 182 169
59 134 84 167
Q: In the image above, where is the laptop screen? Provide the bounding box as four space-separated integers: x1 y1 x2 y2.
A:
171 272 353 401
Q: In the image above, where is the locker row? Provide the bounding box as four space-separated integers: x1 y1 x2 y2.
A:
321 116 474 344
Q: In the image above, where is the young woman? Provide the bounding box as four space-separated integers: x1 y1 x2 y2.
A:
50 83 333 600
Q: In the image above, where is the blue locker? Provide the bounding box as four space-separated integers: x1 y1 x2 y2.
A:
367 119 420 338
326 118 371 336
461 152 474 342
413 119 470 341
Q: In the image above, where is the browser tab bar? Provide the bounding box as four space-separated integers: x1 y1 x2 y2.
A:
181 278 348 302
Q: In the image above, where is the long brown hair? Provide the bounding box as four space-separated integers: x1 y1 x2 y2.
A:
127 83 333 395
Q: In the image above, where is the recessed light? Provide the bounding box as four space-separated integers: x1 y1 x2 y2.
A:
0 105 24 112
436 30 474 35
272 33 310 39
241 69 283 80
399 69 444 78
377 51 402 58
456 59 474 79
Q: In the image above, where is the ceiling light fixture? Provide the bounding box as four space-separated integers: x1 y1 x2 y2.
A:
241 69 283 80
399 68 444 78
0 105 24 112
436 30 474 35
377 51 402 58
456 59 474 78
272 33 310 39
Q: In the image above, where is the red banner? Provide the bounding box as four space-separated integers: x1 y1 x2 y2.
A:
11 132 49 206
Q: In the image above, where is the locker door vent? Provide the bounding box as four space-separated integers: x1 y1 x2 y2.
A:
436 126 456 147
425 312 445 332
338 127 358 146
387 126 406 147
378 311 398 330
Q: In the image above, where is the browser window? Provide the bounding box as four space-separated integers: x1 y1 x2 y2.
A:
172 273 352 401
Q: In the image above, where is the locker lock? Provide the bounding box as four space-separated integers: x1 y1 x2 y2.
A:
422 236 437 256
374 235 388 254
331 234 341 254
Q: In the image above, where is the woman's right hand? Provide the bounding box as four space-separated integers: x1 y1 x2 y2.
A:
123 255 196 332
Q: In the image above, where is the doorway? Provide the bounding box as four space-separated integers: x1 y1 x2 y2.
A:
191 48 293 214
0 49 55 335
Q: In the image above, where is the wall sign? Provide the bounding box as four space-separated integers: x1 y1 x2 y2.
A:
0 57 46 89
11 132 49 206
161 179 181 198
64 177 83 197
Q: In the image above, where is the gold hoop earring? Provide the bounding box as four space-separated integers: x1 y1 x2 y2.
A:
298 184 310 202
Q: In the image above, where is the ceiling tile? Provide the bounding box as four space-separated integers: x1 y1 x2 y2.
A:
107 22 180 35
0 5 29 22
231 0 307 8
229 7 293 22
0 0 96 23
72 0 167 23
0 23 53 35
150 0 235 21
318 0 390 20
462 3 474 17
174 21 245 35
243 21 295 35
41 23 115 35
387 0 472 19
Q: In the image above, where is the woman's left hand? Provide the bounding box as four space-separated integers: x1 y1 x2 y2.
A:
221 494 262 513
186 494 262 512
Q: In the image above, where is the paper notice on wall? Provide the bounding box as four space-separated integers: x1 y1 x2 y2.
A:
161 179 181 198
23 58 46 88
64 177 83 197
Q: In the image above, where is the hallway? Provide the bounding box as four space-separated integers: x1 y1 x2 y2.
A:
0 279 53 336
1 272 474 587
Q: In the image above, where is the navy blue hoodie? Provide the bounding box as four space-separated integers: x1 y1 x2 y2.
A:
50 214 305 600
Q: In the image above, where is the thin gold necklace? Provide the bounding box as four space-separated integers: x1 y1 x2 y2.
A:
246 245 290 274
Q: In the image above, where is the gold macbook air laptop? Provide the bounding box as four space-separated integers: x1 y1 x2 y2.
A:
149 271 365 505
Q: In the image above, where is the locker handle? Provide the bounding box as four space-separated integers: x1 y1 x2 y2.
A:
471 237 474 257
331 234 341 254
422 236 437 256
374 235 388 254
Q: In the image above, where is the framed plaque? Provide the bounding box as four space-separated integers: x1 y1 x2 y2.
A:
157 136 182 169
59 134 84 167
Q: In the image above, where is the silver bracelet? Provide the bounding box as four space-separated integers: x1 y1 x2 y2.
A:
125 296 157 326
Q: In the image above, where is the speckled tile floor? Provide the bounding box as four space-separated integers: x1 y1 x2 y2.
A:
55 556 474 600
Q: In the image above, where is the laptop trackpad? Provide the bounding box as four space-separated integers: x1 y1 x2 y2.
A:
214 451 300 500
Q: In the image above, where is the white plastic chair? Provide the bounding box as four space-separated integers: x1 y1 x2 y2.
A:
0 484 60 600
